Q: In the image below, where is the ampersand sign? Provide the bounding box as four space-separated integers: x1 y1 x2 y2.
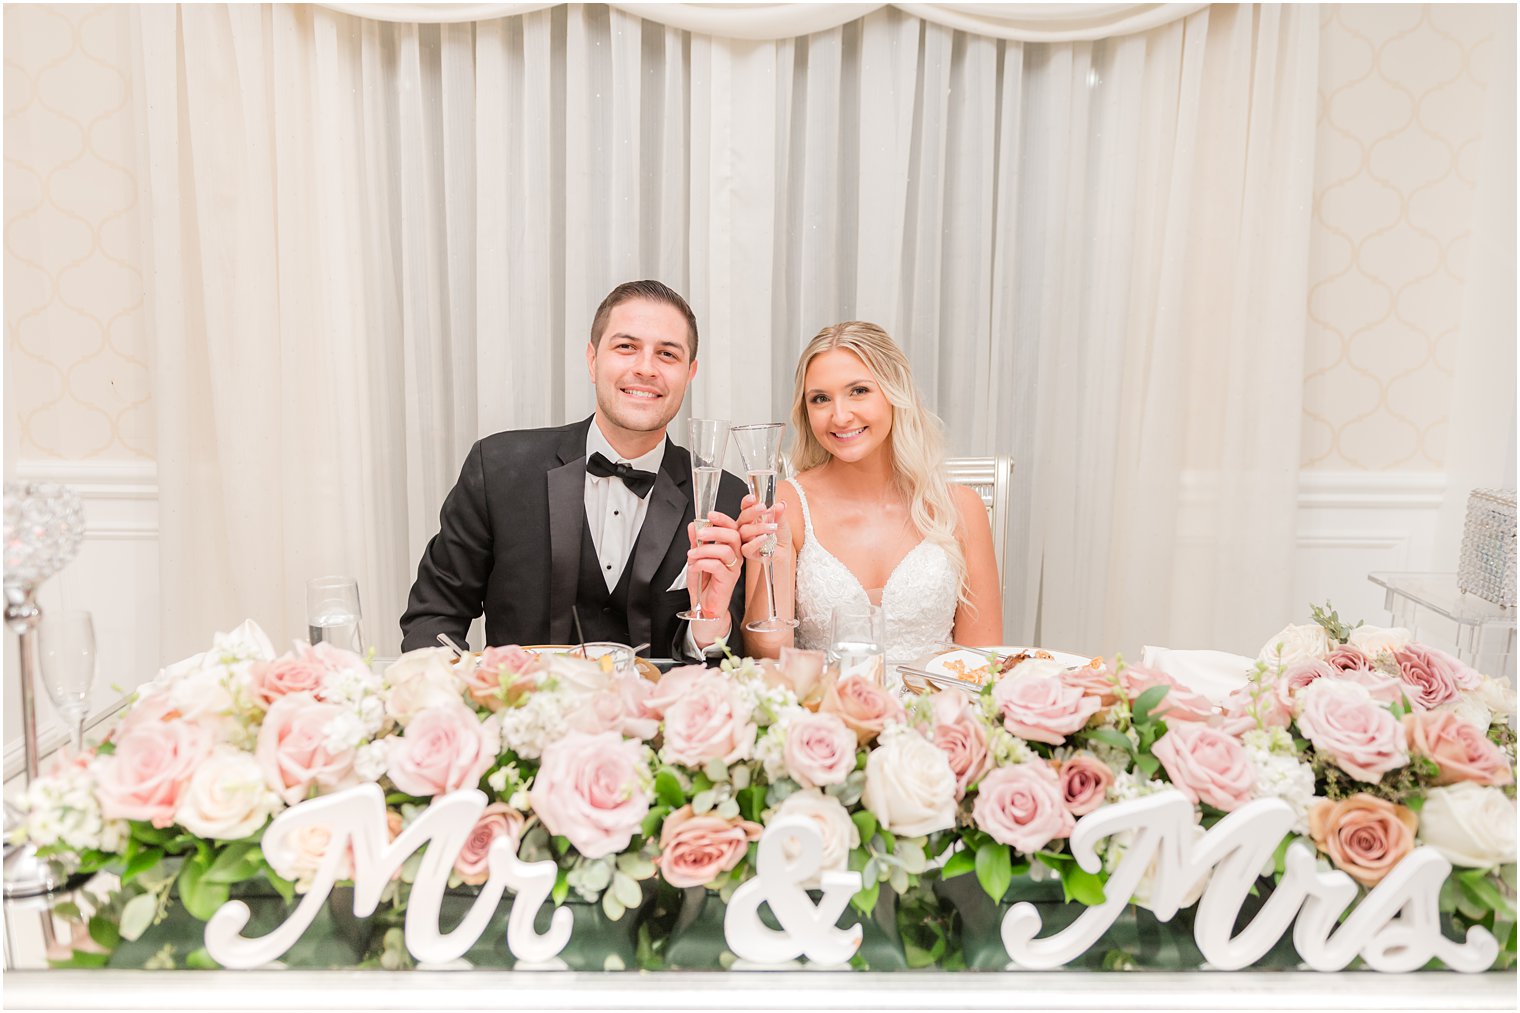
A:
723 814 863 965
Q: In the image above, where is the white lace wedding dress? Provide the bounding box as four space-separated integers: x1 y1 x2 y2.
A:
789 479 959 665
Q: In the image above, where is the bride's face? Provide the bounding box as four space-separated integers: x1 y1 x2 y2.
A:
803 348 893 464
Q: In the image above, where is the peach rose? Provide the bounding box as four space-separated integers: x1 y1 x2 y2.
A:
94 719 213 828
972 763 1075 854
1151 723 1256 812
529 731 649 858
1059 753 1115 816
820 674 906 745
249 653 327 710
1120 665 1217 723
774 648 829 708
453 802 525 886
386 700 501 797
991 670 1102 745
1295 681 1408 783
662 675 757 766
256 692 361 806
656 805 762 888
1401 711 1513 787
782 710 858 788
929 690 992 799
383 649 464 725
1392 644 1471 708
645 665 707 719
459 645 541 711
266 823 355 892
1308 794 1417 888
1061 661 1123 707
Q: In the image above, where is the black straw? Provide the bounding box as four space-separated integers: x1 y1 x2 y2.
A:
572 605 588 658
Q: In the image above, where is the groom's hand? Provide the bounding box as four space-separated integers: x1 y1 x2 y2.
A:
686 510 743 648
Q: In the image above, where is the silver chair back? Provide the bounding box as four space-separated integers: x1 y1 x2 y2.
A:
945 456 1014 598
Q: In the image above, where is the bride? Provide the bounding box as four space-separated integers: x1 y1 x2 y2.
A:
737 321 1002 663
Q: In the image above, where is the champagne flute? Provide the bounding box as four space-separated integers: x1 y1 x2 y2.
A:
677 418 730 622
731 423 799 633
38 610 95 757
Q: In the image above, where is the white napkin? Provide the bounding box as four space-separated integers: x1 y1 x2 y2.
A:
1139 645 1256 704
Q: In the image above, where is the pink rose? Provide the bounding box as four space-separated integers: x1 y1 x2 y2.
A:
645 665 707 719
1219 683 1290 735
530 732 650 858
567 674 660 741
94 720 212 827
661 675 757 766
1272 660 1337 716
1402 711 1514 787
928 691 992 799
1391 645 1469 708
256 693 361 806
972 763 1075 854
774 647 829 708
656 805 762 888
453 802 525 886
1308 794 1417 888
1339 667 1404 706
249 654 327 710
460 645 541 711
1120 666 1217 723
1061 661 1123 707
386 700 500 797
821 675 906 745
1058 753 1114 816
782 711 858 788
991 671 1102 745
1324 644 1372 673
1151 723 1256 812
1295 681 1408 783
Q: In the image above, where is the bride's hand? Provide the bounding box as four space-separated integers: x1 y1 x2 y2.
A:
737 493 790 560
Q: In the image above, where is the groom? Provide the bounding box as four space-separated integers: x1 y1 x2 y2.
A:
399 280 748 658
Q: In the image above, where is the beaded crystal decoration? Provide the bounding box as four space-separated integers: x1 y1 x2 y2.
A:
4 482 86 590
1458 489 1517 608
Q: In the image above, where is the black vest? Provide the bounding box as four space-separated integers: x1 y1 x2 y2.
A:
574 509 637 645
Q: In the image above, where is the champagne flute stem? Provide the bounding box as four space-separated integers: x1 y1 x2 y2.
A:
761 553 780 624
71 716 85 757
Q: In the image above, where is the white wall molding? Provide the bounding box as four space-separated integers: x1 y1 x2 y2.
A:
1295 471 1447 511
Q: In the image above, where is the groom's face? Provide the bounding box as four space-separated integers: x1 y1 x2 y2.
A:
586 298 697 441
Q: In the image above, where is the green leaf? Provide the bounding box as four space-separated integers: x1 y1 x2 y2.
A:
551 868 570 905
1135 755 1161 778
612 872 642 910
1131 684 1170 725
176 857 229 922
204 843 261 885
1086 727 1138 757
654 770 686 809
185 947 220 970
87 913 121 951
940 848 977 880
851 876 880 916
739 785 766 823
119 892 159 942
1459 872 1518 920
48 950 111 969
691 771 714 795
641 804 671 839
1271 835 1294 877
877 829 896 855
850 811 878 845
1061 865 1107 907
974 840 1013 903
260 864 295 904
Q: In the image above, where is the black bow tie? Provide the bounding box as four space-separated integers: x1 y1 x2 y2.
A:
586 451 657 499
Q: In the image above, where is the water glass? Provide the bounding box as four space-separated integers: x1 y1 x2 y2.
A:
307 575 364 654
38 610 95 756
580 641 636 678
829 603 886 688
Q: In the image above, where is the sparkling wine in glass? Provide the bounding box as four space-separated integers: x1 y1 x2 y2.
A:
677 419 730 622
38 610 96 757
731 423 798 633
306 575 364 653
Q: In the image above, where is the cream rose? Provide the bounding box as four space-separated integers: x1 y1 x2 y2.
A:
382 649 464 725
1346 624 1412 657
861 726 956 837
1417 783 1518 868
773 789 860 888
1257 623 1331 667
266 823 354 892
174 747 282 841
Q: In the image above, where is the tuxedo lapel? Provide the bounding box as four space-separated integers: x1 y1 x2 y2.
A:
626 438 690 652
546 418 594 644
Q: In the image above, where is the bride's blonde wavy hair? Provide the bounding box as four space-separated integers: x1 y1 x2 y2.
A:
789 321 967 597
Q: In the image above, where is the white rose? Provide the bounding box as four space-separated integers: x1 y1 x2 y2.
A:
1256 623 1331 667
1471 676 1516 725
1105 822 1209 910
861 725 956 837
382 649 462 725
1435 695 1495 734
1417 784 1517 868
266 823 354 892
166 666 243 742
174 747 282 841
1346 624 1412 657
774 788 860 888
539 653 612 702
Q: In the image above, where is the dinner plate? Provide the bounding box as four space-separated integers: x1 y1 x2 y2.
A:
522 644 662 682
906 645 1093 694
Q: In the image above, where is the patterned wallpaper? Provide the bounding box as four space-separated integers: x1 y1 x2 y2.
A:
4 4 150 460
1 5 1508 470
1303 4 1501 471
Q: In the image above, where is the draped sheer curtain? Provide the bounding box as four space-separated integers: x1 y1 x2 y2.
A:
131 3 1316 660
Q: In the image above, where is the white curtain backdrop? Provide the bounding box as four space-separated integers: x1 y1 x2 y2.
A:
131 2 1317 661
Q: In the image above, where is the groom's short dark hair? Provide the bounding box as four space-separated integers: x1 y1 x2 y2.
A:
589 280 699 360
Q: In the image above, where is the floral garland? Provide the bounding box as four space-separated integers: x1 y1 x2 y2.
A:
15 605 1518 970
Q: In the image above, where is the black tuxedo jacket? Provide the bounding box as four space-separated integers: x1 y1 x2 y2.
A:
399 416 748 656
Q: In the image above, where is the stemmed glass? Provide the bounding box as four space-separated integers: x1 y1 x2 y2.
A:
38 610 95 757
676 418 730 622
731 423 799 633
307 575 364 653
